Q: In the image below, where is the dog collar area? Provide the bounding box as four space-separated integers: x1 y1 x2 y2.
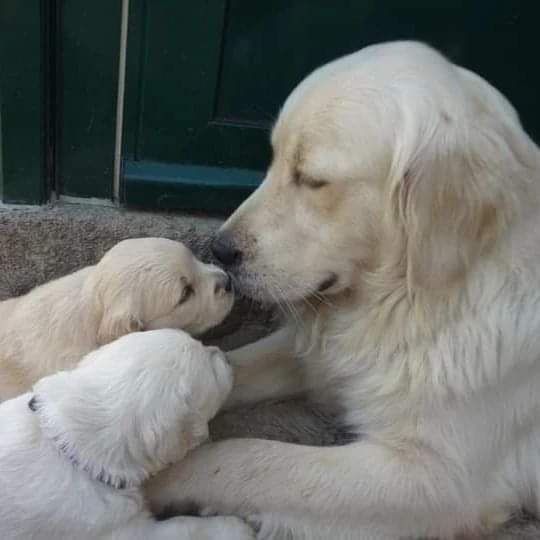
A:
28 395 128 490
57 439 129 490
57 438 129 490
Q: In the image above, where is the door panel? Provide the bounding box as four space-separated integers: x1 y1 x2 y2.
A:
59 0 122 199
123 0 539 212
4 1 534 209
0 1 47 204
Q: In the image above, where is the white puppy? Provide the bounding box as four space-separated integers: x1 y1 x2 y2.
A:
0 237 233 401
0 328 254 540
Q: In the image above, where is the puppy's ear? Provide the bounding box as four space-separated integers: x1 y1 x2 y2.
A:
388 90 530 292
96 299 144 345
31 340 213 489
31 369 148 488
87 266 145 345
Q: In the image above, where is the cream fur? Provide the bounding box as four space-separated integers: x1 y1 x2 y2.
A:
0 237 233 401
146 42 540 539
0 329 254 539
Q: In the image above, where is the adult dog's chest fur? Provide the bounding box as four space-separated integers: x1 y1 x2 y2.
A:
294 303 419 436
294 268 540 442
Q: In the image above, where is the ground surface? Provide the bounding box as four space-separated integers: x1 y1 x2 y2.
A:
1 203 535 537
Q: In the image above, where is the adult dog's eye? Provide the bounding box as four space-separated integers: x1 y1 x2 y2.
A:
303 178 328 189
293 170 328 189
178 284 194 305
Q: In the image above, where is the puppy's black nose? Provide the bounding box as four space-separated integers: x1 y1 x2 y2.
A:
212 234 242 267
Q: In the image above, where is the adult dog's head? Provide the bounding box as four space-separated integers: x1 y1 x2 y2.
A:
29 329 232 488
213 41 538 305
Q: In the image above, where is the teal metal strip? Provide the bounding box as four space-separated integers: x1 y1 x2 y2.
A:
124 160 262 213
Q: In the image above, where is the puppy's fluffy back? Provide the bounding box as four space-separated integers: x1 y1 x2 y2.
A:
0 392 144 540
0 267 97 400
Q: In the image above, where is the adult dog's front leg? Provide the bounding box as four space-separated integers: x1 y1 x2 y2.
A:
110 515 255 540
225 325 306 408
146 438 476 539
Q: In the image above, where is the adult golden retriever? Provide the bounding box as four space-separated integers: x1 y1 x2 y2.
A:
147 42 540 539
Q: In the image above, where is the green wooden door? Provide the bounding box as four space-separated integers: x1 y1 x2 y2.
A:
58 0 123 200
0 1 122 204
122 0 540 213
0 1 48 204
1 1 539 208
123 0 268 212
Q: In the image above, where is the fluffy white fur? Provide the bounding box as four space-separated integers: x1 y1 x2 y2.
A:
0 237 233 401
0 329 254 539
146 42 540 539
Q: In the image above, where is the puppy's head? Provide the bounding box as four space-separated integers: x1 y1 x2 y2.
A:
213 41 537 304
29 329 233 488
87 238 234 345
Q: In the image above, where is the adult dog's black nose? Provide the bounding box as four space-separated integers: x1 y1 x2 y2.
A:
212 234 242 267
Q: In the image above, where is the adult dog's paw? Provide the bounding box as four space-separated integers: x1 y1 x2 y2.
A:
209 516 256 539
247 514 295 540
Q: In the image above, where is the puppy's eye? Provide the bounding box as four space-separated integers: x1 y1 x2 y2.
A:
178 284 194 305
293 170 328 189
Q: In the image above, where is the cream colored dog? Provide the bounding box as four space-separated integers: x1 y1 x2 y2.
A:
0 329 254 540
0 237 233 401
146 42 540 539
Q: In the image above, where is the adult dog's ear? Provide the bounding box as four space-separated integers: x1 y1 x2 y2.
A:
96 299 144 345
387 80 532 292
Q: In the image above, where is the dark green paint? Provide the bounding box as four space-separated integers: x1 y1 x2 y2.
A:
124 0 539 213
122 0 144 163
0 1 47 204
58 0 121 199
1 1 538 209
124 159 263 212
124 0 272 171
216 0 540 144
